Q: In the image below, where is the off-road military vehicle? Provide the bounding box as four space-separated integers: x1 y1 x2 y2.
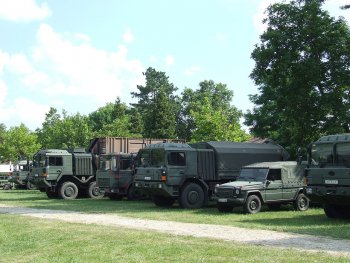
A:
30 148 99 199
304 134 350 218
93 137 185 200
96 153 139 200
8 160 35 189
134 141 289 209
214 161 309 214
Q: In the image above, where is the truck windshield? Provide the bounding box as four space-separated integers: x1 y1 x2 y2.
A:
310 143 333 165
33 154 46 168
335 142 350 166
99 155 117 170
238 168 268 182
137 149 165 167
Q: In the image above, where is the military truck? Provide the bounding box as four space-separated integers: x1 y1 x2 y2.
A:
214 161 309 214
304 134 350 218
134 141 289 209
8 160 35 189
94 137 185 200
30 148 99 199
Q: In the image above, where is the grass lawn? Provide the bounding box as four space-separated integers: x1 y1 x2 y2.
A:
0 189 350 240
0 214 349 263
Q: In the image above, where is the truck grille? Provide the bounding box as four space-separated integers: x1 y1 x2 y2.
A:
216 188 234 198
97 178 110 188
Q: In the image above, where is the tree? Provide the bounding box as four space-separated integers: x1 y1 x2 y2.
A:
131 67 178 138
190 96 250 142
246 0 350 156
0 124 41 162
180 80 249 142
37 108 92 149
88 98 136 137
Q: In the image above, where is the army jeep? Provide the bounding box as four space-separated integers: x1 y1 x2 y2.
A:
214 161 309 214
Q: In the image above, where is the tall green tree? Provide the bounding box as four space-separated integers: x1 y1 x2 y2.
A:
131 67 178 138
245 0 350 156
37 108 92 149
180 80 248 142
88 98 135 137
0 124 41 162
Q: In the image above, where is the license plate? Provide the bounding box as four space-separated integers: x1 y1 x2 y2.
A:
144 177 151 180
35 174 38 177
325 179 338 184
218 198 228 203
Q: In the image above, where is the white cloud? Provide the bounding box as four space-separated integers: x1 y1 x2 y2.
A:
0 0 51 22
253 0 282 34
184 66 201 76
123 28 134 43
164 55 175 66
29 23 144 103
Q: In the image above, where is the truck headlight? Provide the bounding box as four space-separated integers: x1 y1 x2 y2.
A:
235 189 240 195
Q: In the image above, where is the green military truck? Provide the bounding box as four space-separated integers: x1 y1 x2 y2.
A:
134 141 290 209
214 161 309 214
304 134 350 218
30 148 99 199
8 160 35 189
96 153 137 200
94 137 185 200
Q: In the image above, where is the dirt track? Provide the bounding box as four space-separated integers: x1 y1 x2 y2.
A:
1 203 349 258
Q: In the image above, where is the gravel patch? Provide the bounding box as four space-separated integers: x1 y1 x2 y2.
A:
1 203 349 257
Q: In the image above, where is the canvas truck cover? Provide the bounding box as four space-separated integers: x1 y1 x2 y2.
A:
243 161 305 187
190 141 289 180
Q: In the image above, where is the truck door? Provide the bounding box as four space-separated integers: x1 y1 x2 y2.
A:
116 156 133 190
166 151 186 186
264 169 283 201
46 156 64 181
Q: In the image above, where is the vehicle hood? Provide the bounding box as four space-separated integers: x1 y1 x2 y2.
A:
218 180 264 190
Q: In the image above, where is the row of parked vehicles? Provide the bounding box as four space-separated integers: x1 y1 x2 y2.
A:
5 134 350 218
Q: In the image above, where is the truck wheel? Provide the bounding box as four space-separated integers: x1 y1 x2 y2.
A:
3 184 12 190
293 193 309 211
180 183 206 209
152 195 175 207
127 184 138 201
244 195 262 214
87 181 104 199
217 203 233 213
324 205 350 218
59 182 78 200
26 181 36 190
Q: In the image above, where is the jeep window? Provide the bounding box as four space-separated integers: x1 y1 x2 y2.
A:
310 143 333 165
238 168 268 181
335 143 350 166
48 156 63 166
266 169 281 181
167 152 186 166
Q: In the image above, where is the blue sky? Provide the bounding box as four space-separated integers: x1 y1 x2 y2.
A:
0 0 349 131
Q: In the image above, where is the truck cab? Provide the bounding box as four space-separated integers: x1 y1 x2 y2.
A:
304 134 350 218
96 153 139 200
8 160 34 189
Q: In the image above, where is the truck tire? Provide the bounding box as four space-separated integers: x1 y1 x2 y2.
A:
152 195 175 207
217 203 233 213
293 193 309 211
324 205 350 218
87 181 104 199
26 181 36 190
3 184 12 190
127 184 138 201
244 195 262 214
180 183 205 209
59 181 78 200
